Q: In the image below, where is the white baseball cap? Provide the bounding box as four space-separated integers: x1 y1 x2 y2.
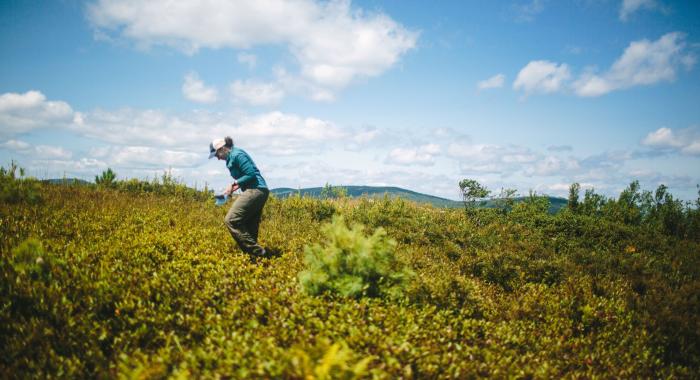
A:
208 138 226 159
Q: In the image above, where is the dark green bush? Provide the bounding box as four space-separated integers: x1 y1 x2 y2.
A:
570 181 700 242
95 167 117 188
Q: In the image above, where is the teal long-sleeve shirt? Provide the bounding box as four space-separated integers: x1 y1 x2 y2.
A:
226 148 268 191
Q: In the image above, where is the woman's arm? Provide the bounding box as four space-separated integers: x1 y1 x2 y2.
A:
233 152 257 187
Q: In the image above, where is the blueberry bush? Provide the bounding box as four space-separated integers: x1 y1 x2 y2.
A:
1 172 699 378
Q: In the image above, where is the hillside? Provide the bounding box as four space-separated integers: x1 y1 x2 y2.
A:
2 175 699 378
272 185 568 213
42 178 92 186
272 185 462 208
38 181 567 213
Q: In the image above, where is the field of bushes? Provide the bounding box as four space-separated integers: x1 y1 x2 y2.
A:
2 166 699 378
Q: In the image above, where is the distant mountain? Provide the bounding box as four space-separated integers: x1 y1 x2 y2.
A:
545 197 568 214
43 178 92 186
271 186 462 208
39 180 567 213
271 185 568 213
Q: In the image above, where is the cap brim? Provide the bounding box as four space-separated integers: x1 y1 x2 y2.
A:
208 151 216 159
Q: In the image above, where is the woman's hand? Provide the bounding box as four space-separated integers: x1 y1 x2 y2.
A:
225 181 240 195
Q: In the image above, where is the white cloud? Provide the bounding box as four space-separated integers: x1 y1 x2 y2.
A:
0 139 31 151
524 155 580 177
571 72 613 97
513 60 571 95
235 112 346 155
683 141 700 155
87 0 418 99
1 138 73 159
36 145 73 159
512 0 546 22
606 32 689 83
69 107 348 157
289 1 418 89
182 72 218 103
0 91 74 137
441 134 606 181
513 33 694 98
642 127 683 147
565 45 584 55
230 80 285 106
30 158 108 178
385 144 440 166
344 126 380 151
239 112 344 141
70 108 203 148
477 74 505 90
5 92 696 201
351 127 379 145
573 32 693 97
642 126 700 156
448 143 534 164
423 143 441 155
437 130 697 199
447 142 540 175
547 145 573 152
92 145 201 168
272 66 337 102
237 52 257 69
545 182 575 192
619 0 660 21
448 143 496 162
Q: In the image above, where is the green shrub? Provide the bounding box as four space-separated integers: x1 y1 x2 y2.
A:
95 167 117 188
299 215 413 300
568 182 580 213
0 162 42 204
277 193 337 222
459 178 490 211
492 187 518 215
114 170 212 201
320 182 348 199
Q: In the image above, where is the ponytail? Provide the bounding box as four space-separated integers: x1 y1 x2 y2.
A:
224 136 234 148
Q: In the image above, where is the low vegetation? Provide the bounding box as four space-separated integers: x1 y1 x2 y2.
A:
1 166 699 378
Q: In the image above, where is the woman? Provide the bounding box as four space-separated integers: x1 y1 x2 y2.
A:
209 136 270 259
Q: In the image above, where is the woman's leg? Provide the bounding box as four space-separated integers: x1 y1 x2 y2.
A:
248 189 269 242
224 189 268 256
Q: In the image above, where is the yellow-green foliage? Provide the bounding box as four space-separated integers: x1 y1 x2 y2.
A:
1 181 699 378
299 215 413 300
284 338 371 380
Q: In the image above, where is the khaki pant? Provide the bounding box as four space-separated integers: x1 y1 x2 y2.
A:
224 188 269 257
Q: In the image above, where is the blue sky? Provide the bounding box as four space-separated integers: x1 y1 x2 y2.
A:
1 0 699 200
